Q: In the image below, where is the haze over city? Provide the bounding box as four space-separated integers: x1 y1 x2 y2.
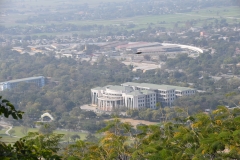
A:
0 0 240 159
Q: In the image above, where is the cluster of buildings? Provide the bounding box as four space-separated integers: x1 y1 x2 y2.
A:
91 82 196 111
10 41 202 68
0 76 45 91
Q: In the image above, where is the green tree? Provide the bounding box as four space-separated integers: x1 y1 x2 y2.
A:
8 129 15 137
0 96 24 120
38 123 56 134
71 134 80 142
21 132 64 159
85 133 99 143
0 97 63 159
20 126 29 135
64 106 240 159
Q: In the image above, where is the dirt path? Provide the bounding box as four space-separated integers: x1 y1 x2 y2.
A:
0 121 18 137
5 126 13 136
107 118 158 127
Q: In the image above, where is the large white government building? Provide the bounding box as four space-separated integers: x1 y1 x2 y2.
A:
0 76 45 91
91 82 196 111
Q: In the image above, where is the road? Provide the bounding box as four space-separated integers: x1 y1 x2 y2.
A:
0 121 17 137
5 125 13 136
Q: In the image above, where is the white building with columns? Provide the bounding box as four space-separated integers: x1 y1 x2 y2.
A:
91 82 195 111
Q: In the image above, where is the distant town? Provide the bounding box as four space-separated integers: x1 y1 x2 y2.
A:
3 21 240 87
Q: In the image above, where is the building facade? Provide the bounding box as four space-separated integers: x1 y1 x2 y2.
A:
91 82 196 111
91 85 155 111
0 76 45 91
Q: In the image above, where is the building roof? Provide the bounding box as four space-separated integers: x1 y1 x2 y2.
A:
210 76 223 81
0 76 44 84
127 90 144 96
122 82 195 91
116 42 160 50
174 86 195 91
105 85 130 91
138 45 180 52
141 90 155 95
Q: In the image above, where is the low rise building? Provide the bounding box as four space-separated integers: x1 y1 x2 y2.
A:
91 82 196 111
0 76 45 91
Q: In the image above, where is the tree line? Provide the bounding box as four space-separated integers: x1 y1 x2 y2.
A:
1 97 240 159
0 46 133 130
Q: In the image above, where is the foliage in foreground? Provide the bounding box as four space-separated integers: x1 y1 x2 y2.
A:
64 106 240 160
1 96 240 159
0 97 63 160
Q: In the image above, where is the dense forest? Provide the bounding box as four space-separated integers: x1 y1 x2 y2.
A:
0 46 135 130
0 44 240 128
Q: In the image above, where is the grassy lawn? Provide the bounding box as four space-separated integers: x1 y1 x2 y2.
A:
0 126 88 144
0 128 6 134
106 118 159 128
44 6 240 30
0 134 19 144
53 130 87 140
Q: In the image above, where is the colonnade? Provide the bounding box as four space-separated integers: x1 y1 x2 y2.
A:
91 91 98 105
124 97 134 110
98 99 123 111
91 90 136 111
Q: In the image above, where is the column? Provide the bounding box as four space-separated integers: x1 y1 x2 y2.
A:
110 101 113 111
104 100 106 111
91 92 94 104
93 93 96 104
95 93 98 104
107 101 109 111
132 98 134 110
131 98 133 109
125 97 127 107
101 101 103 110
